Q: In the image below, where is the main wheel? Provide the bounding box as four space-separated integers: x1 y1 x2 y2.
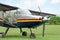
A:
22 31 27 36
0 32 5 38
30 33 36 38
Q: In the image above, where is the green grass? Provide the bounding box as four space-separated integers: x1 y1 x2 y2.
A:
0 25 60 40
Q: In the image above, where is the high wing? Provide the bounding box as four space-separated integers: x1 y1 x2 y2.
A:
30 10 56 17
0 3 18 11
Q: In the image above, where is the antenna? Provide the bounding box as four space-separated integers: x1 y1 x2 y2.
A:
38 5 41 15
38 6 41 12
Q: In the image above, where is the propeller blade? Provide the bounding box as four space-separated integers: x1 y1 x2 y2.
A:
42 22 45 37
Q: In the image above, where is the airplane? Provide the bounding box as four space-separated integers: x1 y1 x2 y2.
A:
0 3 55 38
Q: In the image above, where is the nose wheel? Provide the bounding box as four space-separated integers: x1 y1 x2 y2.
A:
30 28 36 38
30 33 36 38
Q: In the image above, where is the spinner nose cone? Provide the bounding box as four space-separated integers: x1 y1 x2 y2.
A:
42 17 50 22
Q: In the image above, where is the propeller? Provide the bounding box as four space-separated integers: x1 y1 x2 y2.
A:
38 6 41 15
38 6 45 37
42 22 45 37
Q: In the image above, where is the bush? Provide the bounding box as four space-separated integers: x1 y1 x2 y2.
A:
47 16 60 25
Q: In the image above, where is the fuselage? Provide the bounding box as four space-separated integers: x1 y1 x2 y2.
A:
15 9 48 28
0 8 49 28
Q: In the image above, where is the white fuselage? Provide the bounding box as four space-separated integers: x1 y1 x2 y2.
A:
17 8 49 21
0 8 50 24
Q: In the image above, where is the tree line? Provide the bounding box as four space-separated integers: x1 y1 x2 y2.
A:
46 16 60 25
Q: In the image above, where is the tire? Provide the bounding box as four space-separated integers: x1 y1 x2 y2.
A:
30 33 36 38
22 31 27 36
0 32 5 38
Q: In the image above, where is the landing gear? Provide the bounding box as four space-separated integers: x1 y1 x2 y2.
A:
0 28 9 38
22 31 27 36
20 28 27 36
20 28 23 33
30 33 36 38
0 32 5 38
30 28 36 38
5 28 9 35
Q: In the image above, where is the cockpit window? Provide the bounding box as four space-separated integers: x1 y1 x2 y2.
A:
18 8 32 15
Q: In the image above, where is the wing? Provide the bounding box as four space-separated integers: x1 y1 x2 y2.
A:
30 10 56 18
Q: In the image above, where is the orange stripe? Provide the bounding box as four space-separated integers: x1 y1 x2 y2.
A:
0 19 4 22
16 19 43 22
17 19 42 20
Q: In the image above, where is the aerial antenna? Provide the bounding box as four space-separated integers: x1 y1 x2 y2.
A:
38 5 41 12
38 5 41 15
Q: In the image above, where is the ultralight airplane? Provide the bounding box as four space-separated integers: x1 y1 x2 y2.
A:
0 3 55 38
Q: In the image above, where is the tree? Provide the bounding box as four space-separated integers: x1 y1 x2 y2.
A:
48 16 60 24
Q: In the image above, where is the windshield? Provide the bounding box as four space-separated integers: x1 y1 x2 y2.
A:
18 8 32 16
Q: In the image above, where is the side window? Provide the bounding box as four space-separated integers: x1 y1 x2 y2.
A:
0 11 4 18
14 11 21 18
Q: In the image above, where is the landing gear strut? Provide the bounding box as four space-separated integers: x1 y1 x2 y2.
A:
20 28 22 33
20 28 27 36
30 28 36 38
0 28 9 38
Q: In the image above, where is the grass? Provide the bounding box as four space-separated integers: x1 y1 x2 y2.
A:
0 25 60 40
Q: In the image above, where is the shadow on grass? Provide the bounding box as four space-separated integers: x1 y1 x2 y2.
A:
5 35 30 39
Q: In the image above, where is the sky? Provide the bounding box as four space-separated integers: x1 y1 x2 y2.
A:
0 0 60 16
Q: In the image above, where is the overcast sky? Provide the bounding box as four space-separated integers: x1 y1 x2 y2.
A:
0 0 60 16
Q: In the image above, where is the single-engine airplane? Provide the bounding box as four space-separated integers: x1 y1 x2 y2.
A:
0 3 55 38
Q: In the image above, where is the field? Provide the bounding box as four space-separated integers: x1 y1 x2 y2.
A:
0 25 60 40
